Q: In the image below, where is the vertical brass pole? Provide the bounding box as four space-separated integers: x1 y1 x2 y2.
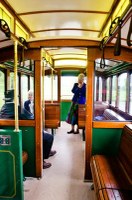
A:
14 40 19 132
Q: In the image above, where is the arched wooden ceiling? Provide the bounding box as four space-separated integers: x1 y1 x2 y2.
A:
0 0 132 68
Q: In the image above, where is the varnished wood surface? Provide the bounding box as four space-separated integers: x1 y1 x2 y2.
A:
24 122 95 200
78 104 86 129
93 121 131 128
35 60 43 177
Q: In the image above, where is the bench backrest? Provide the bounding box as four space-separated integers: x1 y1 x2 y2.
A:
103 109 126 121
94 101 108 117
78 104 86 128
118 124 132 181
45 103 60 120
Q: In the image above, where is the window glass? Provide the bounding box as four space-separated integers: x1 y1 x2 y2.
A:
129 73 132 115
111 76 117 106
106 77 110 103
10 72 19 90
44 75 58 101
0 71 20 119
30 76 34 91
0 71 5 110
21 74 34 120
98 77 102 101
118 73 127 111
94 76 97 101
10 72 14 89
21 75 28 105
61 76 80 100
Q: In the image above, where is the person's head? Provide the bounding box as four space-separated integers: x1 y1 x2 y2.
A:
28 90 34 101
4 89 14 103
78 73 85 84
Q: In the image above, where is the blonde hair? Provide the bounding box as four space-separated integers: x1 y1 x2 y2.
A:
78 73 85 81
28 90 33 98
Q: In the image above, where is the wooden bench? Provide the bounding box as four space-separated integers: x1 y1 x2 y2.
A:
22 151 28 181
22 151 28 165
90 124 132 200
78 104 86 141
44 103 60 134
103 109 126 121
94 101 108 118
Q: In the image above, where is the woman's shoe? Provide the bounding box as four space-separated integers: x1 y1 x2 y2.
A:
49 150 57 157
67 130 74 134
43 161 52 169
74 130 79 134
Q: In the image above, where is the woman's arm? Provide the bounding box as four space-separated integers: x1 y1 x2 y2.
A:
71 83 79 94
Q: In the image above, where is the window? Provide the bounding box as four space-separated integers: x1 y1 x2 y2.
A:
61 76 78 100
10 72 19 90
111 76 117 106
94 76 97 101
129 73 132 115
98 77 102 101
30 76 34 91
10 72 14 89
21 75 28 105
44 75 58 101
0 70 5 109
118 73 127 111
106 77 110 103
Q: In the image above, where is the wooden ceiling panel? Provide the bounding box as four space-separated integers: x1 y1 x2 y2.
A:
20 13 106 31
6 0 114 13
33 30 99 40
1 0 130 68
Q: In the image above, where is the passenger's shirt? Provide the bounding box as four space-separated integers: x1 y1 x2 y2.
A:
0 103 20 119
71 82 86 104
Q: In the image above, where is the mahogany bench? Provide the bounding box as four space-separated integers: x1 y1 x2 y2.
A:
44 103 60 134
90 124 132 200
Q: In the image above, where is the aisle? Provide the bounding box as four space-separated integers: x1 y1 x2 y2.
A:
24 122 95 200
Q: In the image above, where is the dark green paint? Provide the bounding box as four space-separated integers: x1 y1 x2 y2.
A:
20 126 36 177
61 70 81 76
92 128 122 155
61 101 71 121
0 129 23 200
0 126 36 177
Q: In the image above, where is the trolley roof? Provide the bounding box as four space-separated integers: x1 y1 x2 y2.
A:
0 0 131 69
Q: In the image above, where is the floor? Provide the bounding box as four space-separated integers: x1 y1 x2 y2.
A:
24 122 95 200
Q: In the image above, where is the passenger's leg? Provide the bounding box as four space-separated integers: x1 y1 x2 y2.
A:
67 125 75 133
43 131 54 159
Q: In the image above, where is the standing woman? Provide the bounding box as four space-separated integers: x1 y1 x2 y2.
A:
66 73 86 134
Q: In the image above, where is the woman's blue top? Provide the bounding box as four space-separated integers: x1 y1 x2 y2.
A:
71 83 86 104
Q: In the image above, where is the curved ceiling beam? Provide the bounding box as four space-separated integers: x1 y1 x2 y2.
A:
18 10 109 16
28 39 100 48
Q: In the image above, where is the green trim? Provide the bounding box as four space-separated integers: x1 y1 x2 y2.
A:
104 63 132 76
4 61 34 75
61 70 81 76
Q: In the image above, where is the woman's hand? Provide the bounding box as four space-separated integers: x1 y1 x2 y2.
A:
78 83 83 88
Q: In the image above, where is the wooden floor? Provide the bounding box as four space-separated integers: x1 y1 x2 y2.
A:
24 122 95 200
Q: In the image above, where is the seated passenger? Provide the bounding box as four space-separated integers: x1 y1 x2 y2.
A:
24 90 34 115
24 90 56 169
0 89 56 168
0 89 20 119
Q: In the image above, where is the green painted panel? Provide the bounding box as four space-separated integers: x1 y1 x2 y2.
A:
0 126 36 177
0 129 23 200
61 70 80 76
92 128 122 155
61 101 71 121
20 126 36 177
